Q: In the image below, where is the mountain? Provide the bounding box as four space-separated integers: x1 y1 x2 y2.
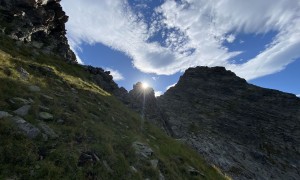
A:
157 66 300 179
0 0 76 62
0 1 226 179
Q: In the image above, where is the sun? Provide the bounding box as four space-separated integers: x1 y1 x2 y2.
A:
141 82 149 89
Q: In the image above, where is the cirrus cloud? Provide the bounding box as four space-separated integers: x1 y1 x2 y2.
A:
61 0 300 80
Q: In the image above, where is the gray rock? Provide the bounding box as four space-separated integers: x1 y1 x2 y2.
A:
42 94 54 100
150 159 159 169
157 66 300 180
10 97 32 105
39 112 53 120
103 160 113 173
10 116 40 139
38 122 58 139
132 141 153 159
186 165 203 176
13 105 31 116
31 41 43 48
130 166 138 173
28 85 41 92
159 171 165 180
39 105 50 111
0 0 76 62
17 67 29 80
0 111 13 119
57 119 64 124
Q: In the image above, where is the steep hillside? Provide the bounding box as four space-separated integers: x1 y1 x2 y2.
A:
0 35 227 179
157 66 300 179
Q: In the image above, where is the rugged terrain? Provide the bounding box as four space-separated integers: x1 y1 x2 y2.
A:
0 32 226 180
0 1 226 179
0 0 75 62
1 0 299 180
157 67 300 179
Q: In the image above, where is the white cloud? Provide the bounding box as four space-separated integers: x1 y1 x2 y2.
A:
104 68 124 81
297 94 300 97
61 0 300 80
226 34 236 43
152 76 159 81
155 91 163 97
166 83 177 90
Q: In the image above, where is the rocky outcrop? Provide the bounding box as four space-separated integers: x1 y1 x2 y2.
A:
0 0 76 62
83 65 129 103
157 66 300 179
127 82 172 135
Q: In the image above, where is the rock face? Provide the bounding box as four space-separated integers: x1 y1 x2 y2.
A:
83 65 130 102
0 0 76 62
157 66 300 179
127 82 172 135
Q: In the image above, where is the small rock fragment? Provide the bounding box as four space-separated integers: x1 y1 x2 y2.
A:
57 119 64 124
39 105 50 111
132 141 154 159
13 105 31 116
150 159 159 169
39 112 53 120
38 122 58 139
0 111 13 119
17 67 29 80
28 85 41 92
186 165 204 177
103 160 113 173
42 94 54 100
130 166 138 173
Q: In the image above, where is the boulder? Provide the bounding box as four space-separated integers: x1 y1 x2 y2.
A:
13 105 31 116
10 116 40 139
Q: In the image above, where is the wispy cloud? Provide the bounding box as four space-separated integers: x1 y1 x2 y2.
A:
104 68 124 81
297 94 300 97
152 76 159 81
61 0 300 80
155 91 163 97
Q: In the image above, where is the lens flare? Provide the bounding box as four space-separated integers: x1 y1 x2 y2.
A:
141 82 149 89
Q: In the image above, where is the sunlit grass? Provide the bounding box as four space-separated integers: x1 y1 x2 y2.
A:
0 35 227 179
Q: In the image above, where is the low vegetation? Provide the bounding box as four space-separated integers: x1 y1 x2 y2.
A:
0 35 227 179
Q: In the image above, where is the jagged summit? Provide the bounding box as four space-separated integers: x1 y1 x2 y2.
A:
157 66 300 179
0 0 76 62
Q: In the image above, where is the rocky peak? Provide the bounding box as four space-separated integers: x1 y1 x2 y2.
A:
157 66 300 179
127 82 172 134
0 0 76 62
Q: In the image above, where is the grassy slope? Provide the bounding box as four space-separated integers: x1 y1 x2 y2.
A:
0 35 227 180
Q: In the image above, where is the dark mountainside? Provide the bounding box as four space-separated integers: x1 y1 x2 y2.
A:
125 67 300 179
0 1 299 180
157 67 300 179
0 1 226 179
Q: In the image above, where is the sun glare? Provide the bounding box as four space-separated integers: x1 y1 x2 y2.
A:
141 82 149 89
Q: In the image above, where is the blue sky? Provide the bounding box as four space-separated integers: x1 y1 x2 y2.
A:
61 0 300 97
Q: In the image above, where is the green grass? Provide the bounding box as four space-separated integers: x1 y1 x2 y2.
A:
0 35 228 179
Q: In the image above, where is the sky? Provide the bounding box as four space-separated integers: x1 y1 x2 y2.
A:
61 0 300 97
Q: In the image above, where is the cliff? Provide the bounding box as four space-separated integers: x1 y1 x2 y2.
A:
0 0 76 62
157 66 300 179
